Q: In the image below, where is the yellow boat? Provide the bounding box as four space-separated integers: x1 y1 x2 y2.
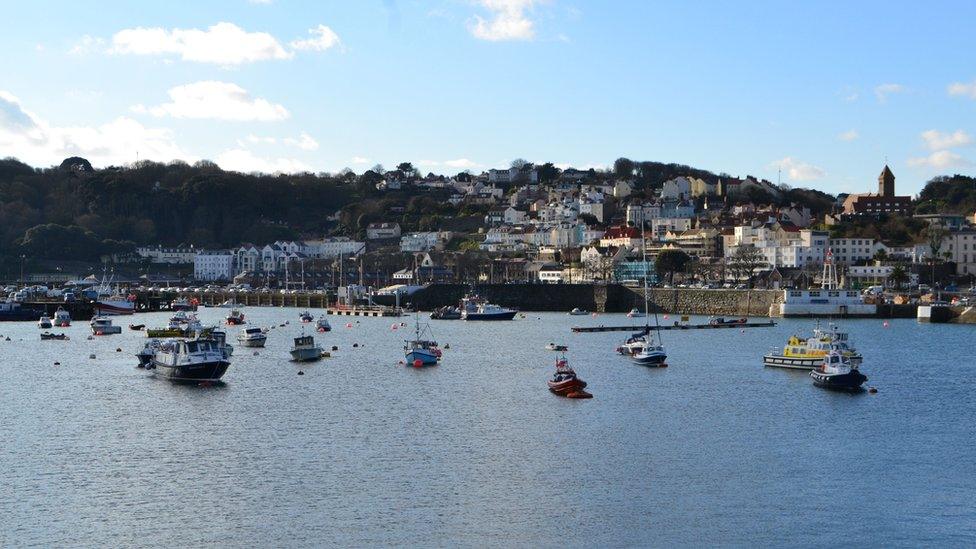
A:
763 323 861 370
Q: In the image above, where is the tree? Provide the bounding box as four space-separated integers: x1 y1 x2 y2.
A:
889 264 909 290
873 249 888 262
613 157 635 178
926 225 949 286
510 158 530 170
537 162 560 184
655 249 691 283
727 245 766 282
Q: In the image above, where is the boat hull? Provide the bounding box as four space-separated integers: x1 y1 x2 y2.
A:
810 369 868 391
149 359 230 382
462 310 518 321
226 318 245 325
405 349 438 366
290 347 322 362
763 353 863 370
631 351 667 367
238 337 266 348
548 378 587 396
94 301 135 316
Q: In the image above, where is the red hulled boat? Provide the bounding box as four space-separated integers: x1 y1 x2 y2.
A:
547 358 592 398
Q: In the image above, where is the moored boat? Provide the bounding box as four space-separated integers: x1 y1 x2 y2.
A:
547 358 591 398
315 315 331 332
0 299 44 321
171 297 199 312
300 310 314 323
90 316 122 335
94 296 135 316
460 295 517 321
810 349 867 391
568 308 589 316
626 308 645 318
545 343 569 351
40 332 69 340
148 337 231 383
38 315 53 329
763 322 862 370
226 309 246 325
237 326 267 347
430 306 462 320
53 307 71 327
290 334 323 362
404 312 440 366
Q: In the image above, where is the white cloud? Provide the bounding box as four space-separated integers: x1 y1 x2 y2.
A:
874 83 905 102
921 129 972 151
948 80 976 99
135 81 289 121
469 0 537 41
110 22 291 65
290 25 341 51
770 157 825 181
283 132 319 151
350 156 371 164
69 35 106 55
216 148 312 174
838 129 859 141
0 90 188 167
419 158 482 170
907 150 970 169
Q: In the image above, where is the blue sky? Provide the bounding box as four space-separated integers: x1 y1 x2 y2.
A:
1 0 975 195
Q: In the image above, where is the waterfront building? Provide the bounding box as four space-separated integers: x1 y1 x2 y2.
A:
194 251 234 281
135 245 196 264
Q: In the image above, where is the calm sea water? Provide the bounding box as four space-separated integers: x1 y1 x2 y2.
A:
0 308 974 547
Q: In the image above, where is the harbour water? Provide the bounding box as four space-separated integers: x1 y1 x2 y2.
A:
1 309 974 546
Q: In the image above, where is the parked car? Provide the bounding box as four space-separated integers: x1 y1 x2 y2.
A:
63 292 76 303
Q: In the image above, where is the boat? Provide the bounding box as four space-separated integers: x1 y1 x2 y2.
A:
90 316 122 335
763 322 862 370
169 310 191 324
136 339 162 368
430 306 462 320
170 297 198 312
216 299 237 308
547 357 592 398
0 299 44 321
315 315 331 332
237 326 267 347
460 295 517 321
290 333 323 362
53 307 71 327
299 310 314 323
619 222 667 367
810 349 868 391
226 309 246 325
129 324 145 331
568 308 589 316
210 329 234 359
92 271 136 316
545 343 569 352
146 321 188 338
37 315 53 329
404 312 440 366
709 316 747 325
147 336 231 383
775 249 877 317
40 332 69 340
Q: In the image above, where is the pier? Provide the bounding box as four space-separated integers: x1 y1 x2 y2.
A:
572 321 777 333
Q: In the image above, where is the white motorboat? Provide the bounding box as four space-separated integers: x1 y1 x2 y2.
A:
53 307 71 327
90 316 122 335
38 315 53 329
626 308 645 318
568 308 589 316
237 327 268 347
315 315 331 332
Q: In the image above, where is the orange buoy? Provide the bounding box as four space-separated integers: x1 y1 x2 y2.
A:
663 314 669 320
345 322 352 328
413 359 423 368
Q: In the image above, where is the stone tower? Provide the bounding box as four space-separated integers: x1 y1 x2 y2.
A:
878 165 895 197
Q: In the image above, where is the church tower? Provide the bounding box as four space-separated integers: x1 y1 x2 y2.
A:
878 165 895 197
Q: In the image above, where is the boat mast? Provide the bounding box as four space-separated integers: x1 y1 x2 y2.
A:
640 216 663 345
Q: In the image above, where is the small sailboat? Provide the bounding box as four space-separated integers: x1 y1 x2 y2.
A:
404 312 440 366
619 222 668 367
810 349 868 391
547 357 591 398
37 314 53 329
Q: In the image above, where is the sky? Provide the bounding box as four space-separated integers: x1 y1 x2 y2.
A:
1 0 975 196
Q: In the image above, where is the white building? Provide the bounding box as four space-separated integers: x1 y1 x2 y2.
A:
136 246 196 264
829 238 881 266
661 176 693 200
304 237 365 258
941 230 976 276
194 251 234 281
400 231 452 252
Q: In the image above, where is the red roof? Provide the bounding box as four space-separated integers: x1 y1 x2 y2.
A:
604 226 639 239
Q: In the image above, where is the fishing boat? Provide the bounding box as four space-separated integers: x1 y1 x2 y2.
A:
430 305 462 320
170 297 198 312
226 309 246 325
210 329 234 359
92 272 136 316
237 326 267 347
53 307 71 327
568 308 589 316
37 315 53 329
619 222 667 367
810 349 868 391
315 315 331 332
460 295 517 321
763 322 862 370
90 316 122 335
404 313 440 366
147 336 231 383
0 299 43 321
40 332 69 340
547 357 592 398
300 310 314 323
290 333 323 362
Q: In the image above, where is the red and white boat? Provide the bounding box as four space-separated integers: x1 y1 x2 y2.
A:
547 358 592 398
94 296 135 316
226 309 246 325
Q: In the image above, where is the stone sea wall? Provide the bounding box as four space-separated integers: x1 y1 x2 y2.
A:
404 284 782 317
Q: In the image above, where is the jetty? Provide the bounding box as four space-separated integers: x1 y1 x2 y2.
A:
572 321 776 333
